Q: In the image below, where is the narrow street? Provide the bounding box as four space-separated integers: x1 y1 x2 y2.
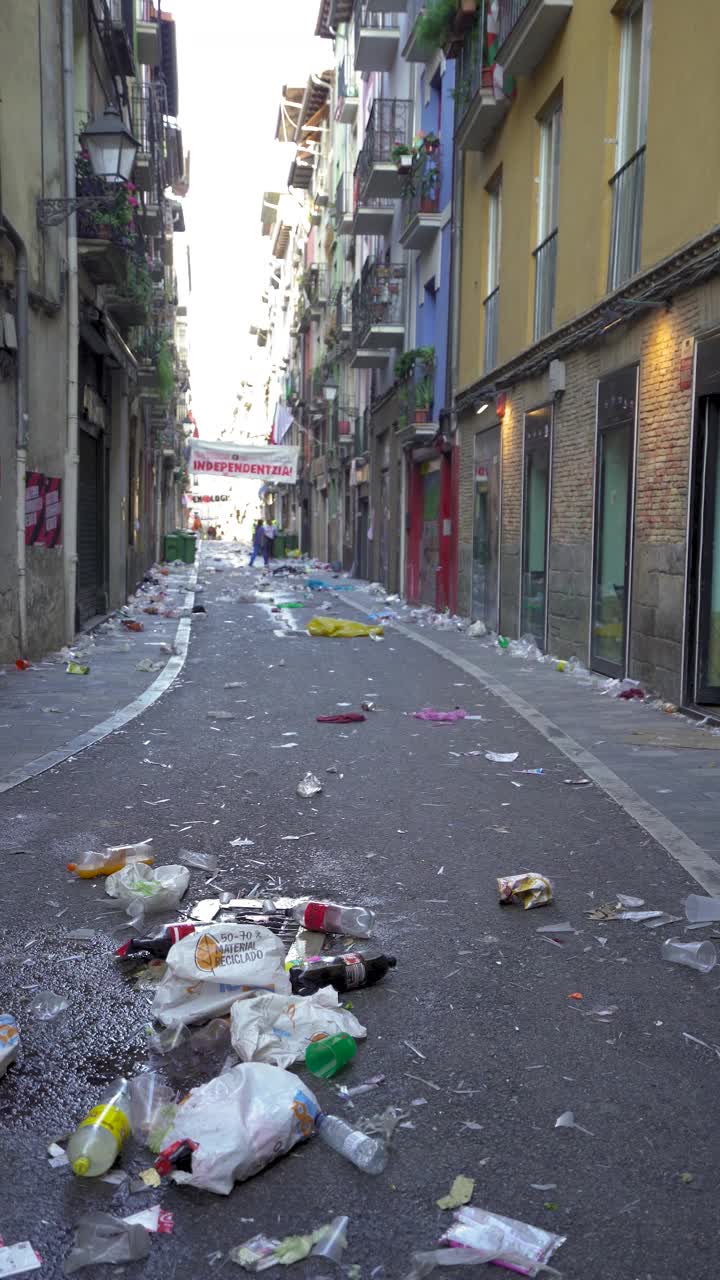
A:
1 545 718 1278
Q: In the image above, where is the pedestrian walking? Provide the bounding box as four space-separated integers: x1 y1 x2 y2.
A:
249 518 268 567
264 519 277 561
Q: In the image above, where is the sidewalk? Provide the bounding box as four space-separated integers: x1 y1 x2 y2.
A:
279 570 720 895
0 561 196 793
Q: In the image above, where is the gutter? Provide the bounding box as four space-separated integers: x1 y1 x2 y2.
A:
0 216 29 658
62 0 79 644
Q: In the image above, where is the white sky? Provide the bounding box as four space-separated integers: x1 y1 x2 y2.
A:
170 0 327 438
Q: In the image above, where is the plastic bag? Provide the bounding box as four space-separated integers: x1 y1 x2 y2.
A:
230 987 366 1068
159 1062 319 1195
64 1213 151 1274
152 924 289 1027
414 708 467 722
307 616 383 639
28 990 68 1021
497 873 553 910
443 1206 566 1277
105 863 189 915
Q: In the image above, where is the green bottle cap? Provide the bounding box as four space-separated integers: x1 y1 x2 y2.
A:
305 1033 356 1079
72 1156 91 1176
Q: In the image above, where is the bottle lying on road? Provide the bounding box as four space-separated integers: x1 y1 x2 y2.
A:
67 843 153 879
290 952 396 995
116 923 197 959
316 1114 386 1174
291 900 376 937
67 1078 131 1177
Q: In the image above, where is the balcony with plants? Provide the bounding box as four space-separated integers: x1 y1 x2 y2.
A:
395 346 437 441
76 152 144 285
403 0 479 62
356 98 413 200
350 258 406 369
399 134 442 251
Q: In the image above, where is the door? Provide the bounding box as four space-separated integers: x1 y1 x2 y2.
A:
77 428 100 624
691 397 720 704
471 425 501 628
418 461 441 606
591 366 637 676
520 407 552 648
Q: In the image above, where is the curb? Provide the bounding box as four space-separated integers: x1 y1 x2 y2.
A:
344 591 720 898
0 565 198 796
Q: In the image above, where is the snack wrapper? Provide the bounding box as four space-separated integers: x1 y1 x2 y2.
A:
497 873 553 910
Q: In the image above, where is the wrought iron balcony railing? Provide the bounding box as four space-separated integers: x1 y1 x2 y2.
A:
533 228 558 340
483 285 499 372
608 146 645 290
400 143 441 238
334 284 353 334
355 98 412 199
352 257 407 350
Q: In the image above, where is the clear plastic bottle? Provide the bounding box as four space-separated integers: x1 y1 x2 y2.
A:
316 1114 386 1174
292 900 376 937
67 1078 131 1176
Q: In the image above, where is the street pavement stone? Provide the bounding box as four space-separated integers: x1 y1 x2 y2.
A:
0 544 718 1277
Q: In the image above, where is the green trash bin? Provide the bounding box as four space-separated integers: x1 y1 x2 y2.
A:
274 535 286 558
176 531 197 564
163 533 182 563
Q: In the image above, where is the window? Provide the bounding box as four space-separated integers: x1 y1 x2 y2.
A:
483 178 501 372
608 1 652 287
590 366 638 677
533 101 561 340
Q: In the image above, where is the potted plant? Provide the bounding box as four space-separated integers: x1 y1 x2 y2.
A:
419 163 440 212
391 142 414 173
414 374 434 423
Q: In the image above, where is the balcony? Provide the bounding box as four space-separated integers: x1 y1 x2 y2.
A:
496 0 572 78
399 145 442 251
98 0 135 78
75 167 141 286
354 5 401 73
135 0 161 65
336 56 359 124
337 402 357 441
607 146 645 291
353 194 394 236
532 228 558 340
356 98 412 199
300 265 329 328
455 31 511 151
335 285 353 338
483 285 499 372
335 172 355 235
129 83 165 194
350 259 406 368
367 0 408 8
402 1 435 62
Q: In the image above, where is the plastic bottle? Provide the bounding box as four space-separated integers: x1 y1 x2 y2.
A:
67 844 153 879
290 952 396 995
291 900 376 937
115 923 196 959
316 1114 386 1174
67 1078 131 1177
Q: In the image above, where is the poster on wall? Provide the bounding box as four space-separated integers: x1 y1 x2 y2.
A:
25 472 62 547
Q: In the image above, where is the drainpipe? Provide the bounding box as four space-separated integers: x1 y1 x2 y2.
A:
62 0 79 644
0 216 29 657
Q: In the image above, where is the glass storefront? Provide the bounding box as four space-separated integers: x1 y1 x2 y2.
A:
472 426 501 630
520 408 552 648
591 366 637 676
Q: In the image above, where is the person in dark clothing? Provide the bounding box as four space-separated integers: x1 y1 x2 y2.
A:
249 518 268 567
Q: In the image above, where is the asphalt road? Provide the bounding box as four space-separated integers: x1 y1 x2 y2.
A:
0 544 717 1279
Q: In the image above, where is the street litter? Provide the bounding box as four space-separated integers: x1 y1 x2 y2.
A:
127 1073 176 1150
68 1078 131 1176
15 659 31 670
66 661 90 675
206 710 236 720
467 621 487 637
317 1113 387 1173
64 1213 151 1273
414 708 468 722
307 616 383 638
437 1176 475 1210
316 712 366 723
337 1074 385 1101
361 700 376 711
122 1206 174 1234
231 1216 348 1270
443 1205 566 1277
178 849 218 872
305 1031 357 1079
498 874 553 909
105 863 190 916
230 988 366 1068
152 924 289 1026
617 894 645 908
685 893 720 923
158 1062 319 1194
136 658 163 673
67 842 153 879
28 990 68 1021
536 922 575 934
229 836 255 847
661 938 717 973
296 772 323 797
0 1243 41 1277
555 1110 594 1136
682 1032 720 1059
563 777 590 786
121 620 144 632
290 951 396 995
0 1014 20 1077
291 898 375 936
486 751 519 763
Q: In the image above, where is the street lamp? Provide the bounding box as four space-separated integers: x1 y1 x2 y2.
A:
322 380 338 403
37 105 139 227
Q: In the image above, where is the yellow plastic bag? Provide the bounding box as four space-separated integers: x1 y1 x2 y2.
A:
307 616 384 639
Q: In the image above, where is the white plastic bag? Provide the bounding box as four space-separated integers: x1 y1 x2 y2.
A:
230 987 366 1068
152 925 289 1027
444 1206 566 1277
105 863 189 915
160 1062 319 1194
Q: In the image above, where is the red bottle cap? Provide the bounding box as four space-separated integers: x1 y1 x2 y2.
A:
303 901 327 931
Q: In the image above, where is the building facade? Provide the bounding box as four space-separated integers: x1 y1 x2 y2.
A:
0 0 190 662
256 0 720 712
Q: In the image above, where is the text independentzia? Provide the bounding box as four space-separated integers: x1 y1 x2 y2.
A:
193 460 294 477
